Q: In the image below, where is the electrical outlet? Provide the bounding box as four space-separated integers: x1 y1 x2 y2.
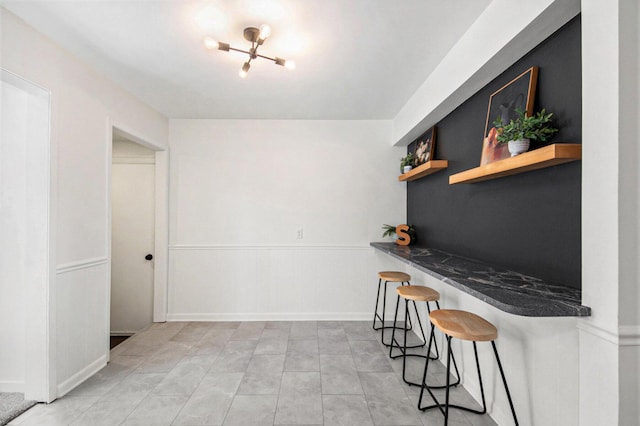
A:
296 228 304 239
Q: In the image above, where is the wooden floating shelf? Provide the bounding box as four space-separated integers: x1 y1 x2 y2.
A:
398 160 449 182
449 143 581 185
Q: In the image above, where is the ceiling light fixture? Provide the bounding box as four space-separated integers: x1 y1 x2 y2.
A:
204 24 295 78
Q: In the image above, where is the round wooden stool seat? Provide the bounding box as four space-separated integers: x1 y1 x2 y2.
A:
429 309 497 342
378 271 411 282
396 285 440 302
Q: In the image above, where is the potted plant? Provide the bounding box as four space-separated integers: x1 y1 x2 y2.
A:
381 224 397 239
400 153 416 173
493 108 558 157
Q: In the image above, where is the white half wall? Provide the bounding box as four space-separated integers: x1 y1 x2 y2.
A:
397 263 579 426
168 119 405 320
1 8 168 399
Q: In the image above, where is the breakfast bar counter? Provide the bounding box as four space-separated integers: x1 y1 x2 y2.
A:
371 242 591 317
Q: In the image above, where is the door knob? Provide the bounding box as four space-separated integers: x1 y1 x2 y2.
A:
145 254 153 261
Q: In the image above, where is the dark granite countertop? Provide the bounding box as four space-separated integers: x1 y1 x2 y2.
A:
371 242 591 317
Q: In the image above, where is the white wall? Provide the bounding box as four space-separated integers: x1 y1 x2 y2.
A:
168 119 405 320
1 8 168 399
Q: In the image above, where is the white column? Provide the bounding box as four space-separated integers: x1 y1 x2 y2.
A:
580 0 640 423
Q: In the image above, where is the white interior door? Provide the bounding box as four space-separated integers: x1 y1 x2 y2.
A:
111 150 155 335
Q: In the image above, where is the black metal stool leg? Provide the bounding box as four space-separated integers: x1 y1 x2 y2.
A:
425 302 439 360
380 280 389 344
395 303 456 390
418 323 445 412
411 300 427 348
389 295 401 358
492 341 519 426
428 301 461 386
402 281 414 332
372 278 383 330
473 342 488 415
419 340 498 420
387 304 427 350
445 336 452 425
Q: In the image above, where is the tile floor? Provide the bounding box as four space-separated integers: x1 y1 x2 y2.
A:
10 321 498 425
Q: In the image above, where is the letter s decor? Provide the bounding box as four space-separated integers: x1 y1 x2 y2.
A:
395 224 412 246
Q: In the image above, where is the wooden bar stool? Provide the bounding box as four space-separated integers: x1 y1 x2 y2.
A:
418 309 519 426
372 271 425 348
389 286 459 389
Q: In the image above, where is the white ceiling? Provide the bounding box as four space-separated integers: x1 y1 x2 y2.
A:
2 0 491 119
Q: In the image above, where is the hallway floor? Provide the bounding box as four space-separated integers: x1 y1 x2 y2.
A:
10 321 497 425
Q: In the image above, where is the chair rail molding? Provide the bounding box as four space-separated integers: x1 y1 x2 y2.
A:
56 257 109 275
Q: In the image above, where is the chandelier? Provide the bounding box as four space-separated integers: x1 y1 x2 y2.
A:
204 24 296 78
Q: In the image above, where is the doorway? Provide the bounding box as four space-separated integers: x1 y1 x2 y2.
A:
110 132 156 342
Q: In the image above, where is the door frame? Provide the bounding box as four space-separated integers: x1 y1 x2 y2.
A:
106 120 168 359
1 69 56 402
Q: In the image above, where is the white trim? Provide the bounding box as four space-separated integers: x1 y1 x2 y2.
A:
56 257 108 274
106 121 113 362
166 312 371 322
2 69 56 403
112 156 155 165
153 149 168 323
619 325 640 346
56 355 106 397
577 322 619 344
169 244 372 251
0 380 25 393
108 121 170 325
577 322 640 346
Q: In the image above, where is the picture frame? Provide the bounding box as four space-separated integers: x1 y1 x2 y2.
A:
414 126 436 165
480 66 538 165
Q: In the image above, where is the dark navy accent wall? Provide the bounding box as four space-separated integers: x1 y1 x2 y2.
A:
407 16 581 289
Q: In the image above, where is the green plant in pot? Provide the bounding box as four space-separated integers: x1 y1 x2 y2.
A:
400 153 416 173
493 108 558 157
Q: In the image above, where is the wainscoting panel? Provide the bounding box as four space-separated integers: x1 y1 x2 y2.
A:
55 261 109 395
167 246 404 321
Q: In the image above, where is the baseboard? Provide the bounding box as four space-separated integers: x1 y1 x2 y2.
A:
56 354 107 397
110 331 135 337
166 312 371 322
0 380 25 392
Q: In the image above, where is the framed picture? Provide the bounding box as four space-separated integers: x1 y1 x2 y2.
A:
414 126 436 165
480 67 538 165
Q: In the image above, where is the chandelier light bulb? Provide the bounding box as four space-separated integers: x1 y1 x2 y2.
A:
239 62 251 78
284 60 296 70
259 24 271 40
203 37 218 50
